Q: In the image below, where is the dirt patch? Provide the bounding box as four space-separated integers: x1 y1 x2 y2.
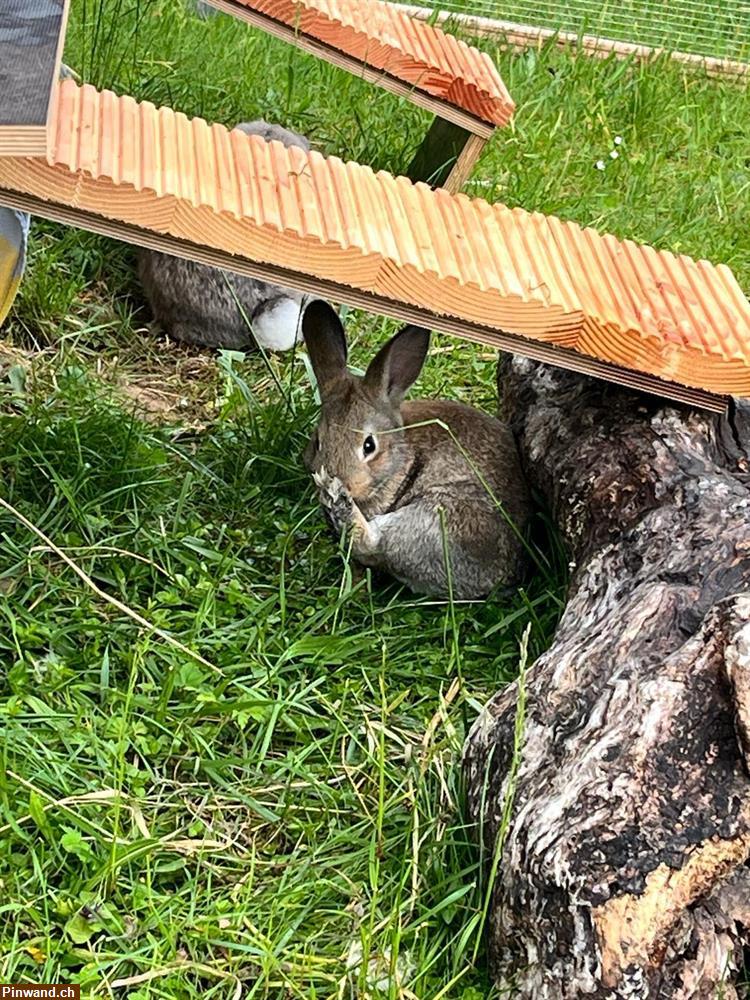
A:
115 350 219 427
1 326 222 427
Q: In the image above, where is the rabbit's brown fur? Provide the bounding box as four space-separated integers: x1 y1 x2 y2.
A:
302 301 530 599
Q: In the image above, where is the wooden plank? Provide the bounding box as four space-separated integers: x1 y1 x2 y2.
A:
210 0 515 127
202 0 500 137
444 133 488 193
399 4 750 82
407 117 489 191
0 187 727 413
0 1 70 156
0 81 746 409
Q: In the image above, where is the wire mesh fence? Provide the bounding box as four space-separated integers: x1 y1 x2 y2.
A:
398 1 750 62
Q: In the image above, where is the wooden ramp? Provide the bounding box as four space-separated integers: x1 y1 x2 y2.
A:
0 1 70 155
203 0 514 191
1 80 748 410
204 0 513 129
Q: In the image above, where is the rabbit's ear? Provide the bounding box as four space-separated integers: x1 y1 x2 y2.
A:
302 300 348 397
364 325 430 404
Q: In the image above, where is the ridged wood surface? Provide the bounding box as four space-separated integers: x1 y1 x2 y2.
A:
225 0 514 127
1 81 749 398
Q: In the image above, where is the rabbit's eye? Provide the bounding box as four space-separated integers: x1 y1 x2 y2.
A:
362 434 377 458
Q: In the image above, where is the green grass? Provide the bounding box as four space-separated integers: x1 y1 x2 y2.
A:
0 347 562 997
1 0 750 995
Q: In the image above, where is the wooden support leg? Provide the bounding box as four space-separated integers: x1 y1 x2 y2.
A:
407 117 489 192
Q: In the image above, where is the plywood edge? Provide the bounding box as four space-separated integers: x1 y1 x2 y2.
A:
0 186 728 413
0 129 49 157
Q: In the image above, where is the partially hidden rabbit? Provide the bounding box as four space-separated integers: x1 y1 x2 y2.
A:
187 0 218 16
138 121 312 352
302 300 531 600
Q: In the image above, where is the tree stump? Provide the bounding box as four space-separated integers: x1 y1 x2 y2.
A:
463 357 750 998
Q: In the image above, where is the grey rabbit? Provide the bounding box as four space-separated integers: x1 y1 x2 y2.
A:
138 120 312 352
302 300 531 599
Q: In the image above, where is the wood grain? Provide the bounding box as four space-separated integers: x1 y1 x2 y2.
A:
443 133 487 193
0 81 747 408
203 0 512 134
0 0 70 155
0 186 725 412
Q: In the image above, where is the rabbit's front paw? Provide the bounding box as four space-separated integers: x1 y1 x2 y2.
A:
349 503 381 556
313 467 353 534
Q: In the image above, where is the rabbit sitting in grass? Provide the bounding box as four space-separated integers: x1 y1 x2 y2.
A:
138 121 311 352
302 300 531 599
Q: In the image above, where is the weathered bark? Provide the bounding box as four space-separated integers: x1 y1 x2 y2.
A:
464 358 750 998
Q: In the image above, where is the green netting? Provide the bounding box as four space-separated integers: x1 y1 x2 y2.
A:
400 1 750 62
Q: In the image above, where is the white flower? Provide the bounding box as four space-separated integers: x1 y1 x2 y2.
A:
610 149 619 159
614 135 623 145
595 159 606 171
